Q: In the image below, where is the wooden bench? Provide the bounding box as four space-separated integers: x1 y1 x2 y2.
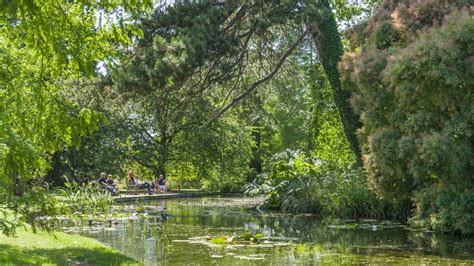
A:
126 183 147 195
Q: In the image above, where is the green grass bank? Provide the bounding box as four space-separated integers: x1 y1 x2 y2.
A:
0 228 141 265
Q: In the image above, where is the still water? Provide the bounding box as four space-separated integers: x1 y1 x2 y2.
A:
63 197 474 265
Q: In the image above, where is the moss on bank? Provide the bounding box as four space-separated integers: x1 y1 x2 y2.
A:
0 228 141 265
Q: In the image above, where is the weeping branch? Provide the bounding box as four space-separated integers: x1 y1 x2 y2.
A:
202 29 308 128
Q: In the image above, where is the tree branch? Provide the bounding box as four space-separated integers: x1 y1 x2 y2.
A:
201 29 307 128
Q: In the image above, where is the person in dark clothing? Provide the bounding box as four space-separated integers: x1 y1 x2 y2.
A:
153 175 166 193
106 174 119 195
157 175 167 193
98 172 118 196
98 172 107 186
106 175 114 185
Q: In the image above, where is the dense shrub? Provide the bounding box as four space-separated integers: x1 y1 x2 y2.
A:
244 150 409 221
340 1 473 234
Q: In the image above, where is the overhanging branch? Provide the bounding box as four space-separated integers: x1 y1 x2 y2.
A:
201 29 308 128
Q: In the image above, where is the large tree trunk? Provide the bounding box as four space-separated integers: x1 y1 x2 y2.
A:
308 0 363 165
44 152 66 187
249 126 263 180
155 125 171 177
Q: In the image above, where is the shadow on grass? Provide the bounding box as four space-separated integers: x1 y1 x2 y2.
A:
0 244 140 265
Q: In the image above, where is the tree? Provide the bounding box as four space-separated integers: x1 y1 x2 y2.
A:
109 0 384 183
340 0 473 234
152 0 378 164
307 0 363 165
0 0 151 236
112 1 308 179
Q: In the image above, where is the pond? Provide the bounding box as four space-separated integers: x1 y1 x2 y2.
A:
61 197 474 265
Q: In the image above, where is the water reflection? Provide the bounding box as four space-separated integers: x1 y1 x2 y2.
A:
61 197 474 265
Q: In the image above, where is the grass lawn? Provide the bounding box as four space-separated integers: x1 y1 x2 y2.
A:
0 228 141 265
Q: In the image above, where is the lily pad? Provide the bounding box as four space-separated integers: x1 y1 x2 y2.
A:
210 237 226 244
240 232 254 241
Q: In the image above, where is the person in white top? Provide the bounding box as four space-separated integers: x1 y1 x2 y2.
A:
128 170 152 195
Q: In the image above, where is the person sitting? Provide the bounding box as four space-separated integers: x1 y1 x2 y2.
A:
157 175 167 193
128 170 152 195
153 176 160 193
128 170 135 185
127 171 137 194
98 172 118 196
106 174 119 195
153 175 165 193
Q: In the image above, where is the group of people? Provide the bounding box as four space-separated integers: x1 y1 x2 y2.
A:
128 170 167 195
97 170 167 196
98 173 119 196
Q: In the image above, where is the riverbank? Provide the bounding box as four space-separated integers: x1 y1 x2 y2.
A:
0 228 141 265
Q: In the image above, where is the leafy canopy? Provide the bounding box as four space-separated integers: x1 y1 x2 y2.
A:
0 0 151 236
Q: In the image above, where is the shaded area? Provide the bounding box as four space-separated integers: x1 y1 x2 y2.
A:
0 244 139 266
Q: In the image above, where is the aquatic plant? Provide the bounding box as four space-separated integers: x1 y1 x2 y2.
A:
54 180 114 217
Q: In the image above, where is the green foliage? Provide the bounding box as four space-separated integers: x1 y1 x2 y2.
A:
109 1 314 190
0 38 104 187
331 0 383 26
236 52 316 179
307 65 354 165
45 117 138 184
243 56 400 220
374 20 400 49
340 2 473 234
171 116 253 191
0 186 58 237
55 180 115 216
308 0 363 165
129 2 241 92
0 1 151 235
245 150 408 220
95 0 381 192
268 66 314 153
112 2 244 179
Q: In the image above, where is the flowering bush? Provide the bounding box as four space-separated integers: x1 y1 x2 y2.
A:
340 1 473 234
